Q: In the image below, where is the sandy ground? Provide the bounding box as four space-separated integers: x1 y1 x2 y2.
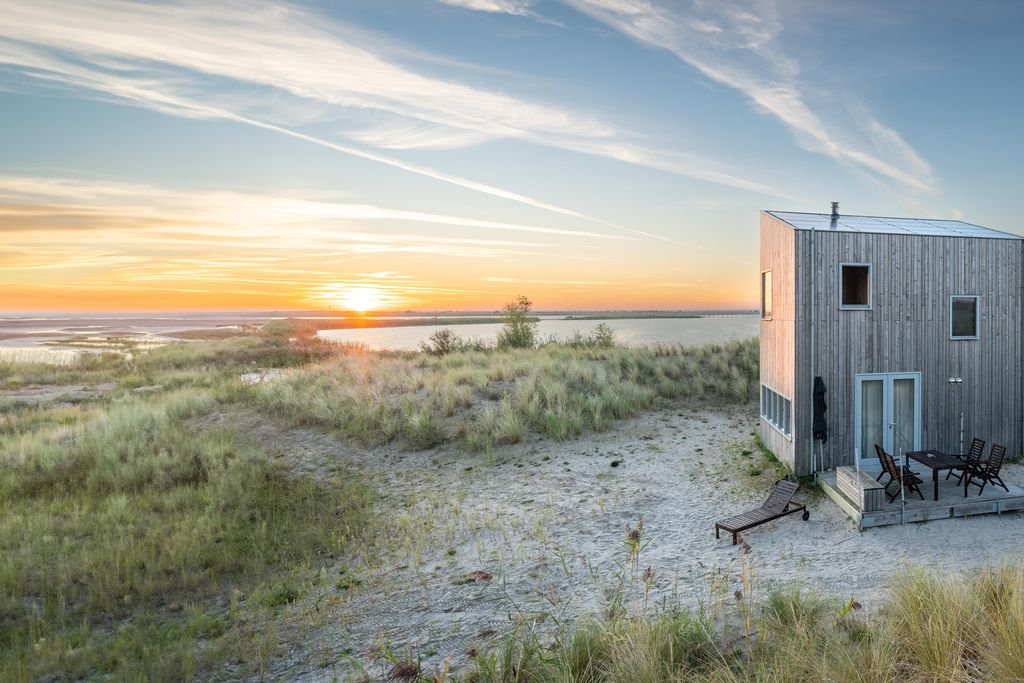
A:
238 405 1024 682
0 382 118 406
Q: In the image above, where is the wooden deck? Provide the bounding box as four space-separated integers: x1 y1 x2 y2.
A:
819 469 1024 529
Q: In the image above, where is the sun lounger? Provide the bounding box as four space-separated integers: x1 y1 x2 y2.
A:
714 479 809 545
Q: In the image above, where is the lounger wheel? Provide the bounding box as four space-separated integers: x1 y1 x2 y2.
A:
802 510 810 521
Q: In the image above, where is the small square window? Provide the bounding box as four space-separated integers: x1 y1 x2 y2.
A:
950 296 979 339
840 264 871 308
760 270 773 319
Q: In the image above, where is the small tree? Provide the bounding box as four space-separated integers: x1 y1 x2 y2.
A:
496 295 537 349
420 328 461 355
591 323 616 348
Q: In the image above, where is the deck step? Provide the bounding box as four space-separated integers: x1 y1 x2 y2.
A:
836 466 886 512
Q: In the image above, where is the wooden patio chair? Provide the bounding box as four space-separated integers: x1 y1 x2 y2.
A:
874 444 917 485
965 443 1009 495
880 450 924 502
947 438 986 480
950 438 987 485
714 479 809 545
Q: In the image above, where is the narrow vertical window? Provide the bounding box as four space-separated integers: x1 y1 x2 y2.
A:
760 270 773 319
950 296 979 339
840 263 871 309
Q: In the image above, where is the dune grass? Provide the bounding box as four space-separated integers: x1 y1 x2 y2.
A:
0 333 369 681
459 563 1024 683
258 337 759 451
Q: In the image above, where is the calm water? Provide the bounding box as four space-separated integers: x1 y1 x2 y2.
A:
0 314 760 362
317 316 760 350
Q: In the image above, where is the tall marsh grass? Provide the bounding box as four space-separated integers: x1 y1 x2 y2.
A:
465 563 1024 683
259 338 759 450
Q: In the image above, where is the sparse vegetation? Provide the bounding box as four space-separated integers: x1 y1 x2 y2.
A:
562 322 617 349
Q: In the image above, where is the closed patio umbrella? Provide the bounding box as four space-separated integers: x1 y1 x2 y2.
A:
813 376 827 471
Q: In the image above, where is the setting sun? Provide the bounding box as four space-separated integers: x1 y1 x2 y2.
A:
337 286 385 312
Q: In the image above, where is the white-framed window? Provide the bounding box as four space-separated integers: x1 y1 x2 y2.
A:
760 270 773 320
840 263 872 309
760 384 791 438
950 295 980 339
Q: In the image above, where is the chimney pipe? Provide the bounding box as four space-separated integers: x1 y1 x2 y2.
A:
831 201 839 218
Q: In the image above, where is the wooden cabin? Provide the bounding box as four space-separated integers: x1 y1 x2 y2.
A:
759 207 1024 476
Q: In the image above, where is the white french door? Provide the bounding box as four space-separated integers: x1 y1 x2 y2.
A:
854 372 921 468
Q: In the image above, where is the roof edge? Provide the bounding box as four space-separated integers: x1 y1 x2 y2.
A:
763 209 1022 240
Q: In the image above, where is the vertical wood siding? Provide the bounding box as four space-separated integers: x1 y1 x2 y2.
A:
759 212 797 470
789 228 1023 473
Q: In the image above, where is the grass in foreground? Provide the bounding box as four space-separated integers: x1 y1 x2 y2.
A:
459 563 1024 683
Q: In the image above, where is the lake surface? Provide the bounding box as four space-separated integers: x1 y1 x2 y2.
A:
317 316 760 350
0 313 760 363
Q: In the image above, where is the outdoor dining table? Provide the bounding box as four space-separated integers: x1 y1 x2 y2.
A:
906 450 966 501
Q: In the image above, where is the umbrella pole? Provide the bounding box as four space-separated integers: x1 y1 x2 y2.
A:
960 412 965 456
900 448 907 527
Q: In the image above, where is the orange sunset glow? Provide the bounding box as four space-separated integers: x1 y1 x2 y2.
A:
0 176 756 311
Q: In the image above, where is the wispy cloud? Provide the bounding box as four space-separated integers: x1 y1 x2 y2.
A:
0 173 636 309
0 175 625 242
563 0 937 195
437 0 535 17
481 276 623 286
0 0 781 207
435 0 563 26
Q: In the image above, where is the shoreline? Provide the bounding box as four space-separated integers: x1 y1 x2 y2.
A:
0 312 760 356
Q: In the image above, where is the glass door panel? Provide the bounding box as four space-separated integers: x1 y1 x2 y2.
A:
859 379 885 463
891 378 917 457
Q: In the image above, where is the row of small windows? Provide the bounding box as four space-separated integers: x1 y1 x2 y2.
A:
759 265 980 340
761 385 791 438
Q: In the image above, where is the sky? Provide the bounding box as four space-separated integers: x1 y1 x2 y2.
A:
1 0 1022 312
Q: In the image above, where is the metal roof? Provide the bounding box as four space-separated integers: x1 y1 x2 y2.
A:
766 210 1022 240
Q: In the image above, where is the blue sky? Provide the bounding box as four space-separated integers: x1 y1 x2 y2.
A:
1 0 1022 310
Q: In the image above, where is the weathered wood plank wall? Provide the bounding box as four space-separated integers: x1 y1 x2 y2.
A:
789 227 1023 473
758 212 797 471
